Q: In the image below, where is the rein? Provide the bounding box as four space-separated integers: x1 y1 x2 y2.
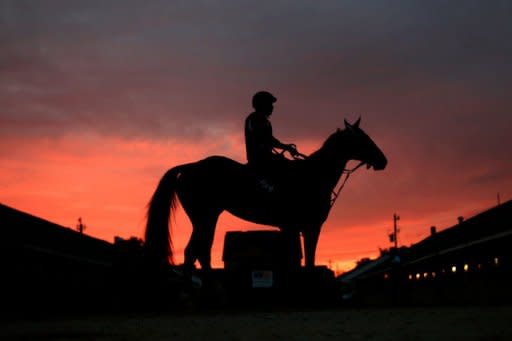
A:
330 161 366 207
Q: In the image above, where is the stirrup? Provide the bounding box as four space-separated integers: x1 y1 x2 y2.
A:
258 179 275 193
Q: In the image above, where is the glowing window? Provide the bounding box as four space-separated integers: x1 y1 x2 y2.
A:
423 272 429 278
416 273 421 280
451 266 457 273
384 273 389 280
408 274 413 280
431 272 436 278
464 264 469 272
494 257 499 265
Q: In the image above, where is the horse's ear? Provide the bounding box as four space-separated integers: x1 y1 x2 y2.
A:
354 117 361 128
344 119 351 129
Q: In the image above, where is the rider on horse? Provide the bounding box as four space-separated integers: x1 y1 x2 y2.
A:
245 91 302 192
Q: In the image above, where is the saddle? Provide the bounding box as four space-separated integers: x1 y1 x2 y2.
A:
246 154 301 194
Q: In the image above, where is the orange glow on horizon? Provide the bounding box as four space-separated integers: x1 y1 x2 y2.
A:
1 133 508 273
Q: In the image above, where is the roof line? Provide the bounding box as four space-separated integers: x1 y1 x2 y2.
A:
406 228 512 266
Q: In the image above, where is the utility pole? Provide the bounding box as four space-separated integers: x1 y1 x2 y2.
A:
390 213 400 249
76 217 86 234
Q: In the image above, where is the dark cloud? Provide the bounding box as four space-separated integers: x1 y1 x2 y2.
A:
1 1 511 147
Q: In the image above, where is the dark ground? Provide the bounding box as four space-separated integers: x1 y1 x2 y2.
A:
2 306 512 341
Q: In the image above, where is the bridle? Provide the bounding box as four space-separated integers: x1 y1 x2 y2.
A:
330 161 366 207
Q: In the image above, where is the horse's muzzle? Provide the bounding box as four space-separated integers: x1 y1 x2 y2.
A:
371 155 387 171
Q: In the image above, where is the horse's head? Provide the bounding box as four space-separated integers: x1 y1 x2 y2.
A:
336 118 387 170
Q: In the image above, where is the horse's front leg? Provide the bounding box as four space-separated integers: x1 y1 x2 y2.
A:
303 224 321 268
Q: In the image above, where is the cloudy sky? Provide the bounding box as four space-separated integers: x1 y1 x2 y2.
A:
1 0 511 272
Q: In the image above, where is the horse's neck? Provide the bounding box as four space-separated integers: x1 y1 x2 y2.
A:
308 144 349 194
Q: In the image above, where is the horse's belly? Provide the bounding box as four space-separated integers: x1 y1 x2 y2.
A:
226 199 281 226
225 193 314 228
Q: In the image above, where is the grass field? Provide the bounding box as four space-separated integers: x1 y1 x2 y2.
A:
2 306 512 340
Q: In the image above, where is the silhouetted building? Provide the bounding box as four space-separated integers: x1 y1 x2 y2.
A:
339 200 512 305
0 203 115 311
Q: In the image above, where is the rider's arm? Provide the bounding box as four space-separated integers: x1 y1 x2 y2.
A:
271 136 288 149
272 136 299 156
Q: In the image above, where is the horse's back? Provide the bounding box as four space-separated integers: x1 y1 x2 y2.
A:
200 155 245 174
181 156 247 187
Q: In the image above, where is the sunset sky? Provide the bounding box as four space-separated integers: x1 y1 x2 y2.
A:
1 1 511 273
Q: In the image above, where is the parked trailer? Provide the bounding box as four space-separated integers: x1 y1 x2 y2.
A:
207 230 338 307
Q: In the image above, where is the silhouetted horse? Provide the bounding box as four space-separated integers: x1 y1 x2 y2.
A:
144 119 387 270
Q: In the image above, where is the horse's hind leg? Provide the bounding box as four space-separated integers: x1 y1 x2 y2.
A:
196 213 219 271
185 211 219 271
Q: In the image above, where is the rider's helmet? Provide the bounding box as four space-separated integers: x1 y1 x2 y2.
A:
252 91 277 110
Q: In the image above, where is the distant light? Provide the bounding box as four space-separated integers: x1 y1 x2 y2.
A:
477 264 482 270
384 273 389 280
494 257 499 265
423 272 429 278
464 264 469 272
416 273 421 280
431 272 436 278
451 266 457 273
408 274 413 280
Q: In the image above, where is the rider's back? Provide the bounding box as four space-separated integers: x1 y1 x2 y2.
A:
245 111 274 165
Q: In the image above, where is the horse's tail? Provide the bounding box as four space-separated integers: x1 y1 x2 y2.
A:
144 165 187 267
